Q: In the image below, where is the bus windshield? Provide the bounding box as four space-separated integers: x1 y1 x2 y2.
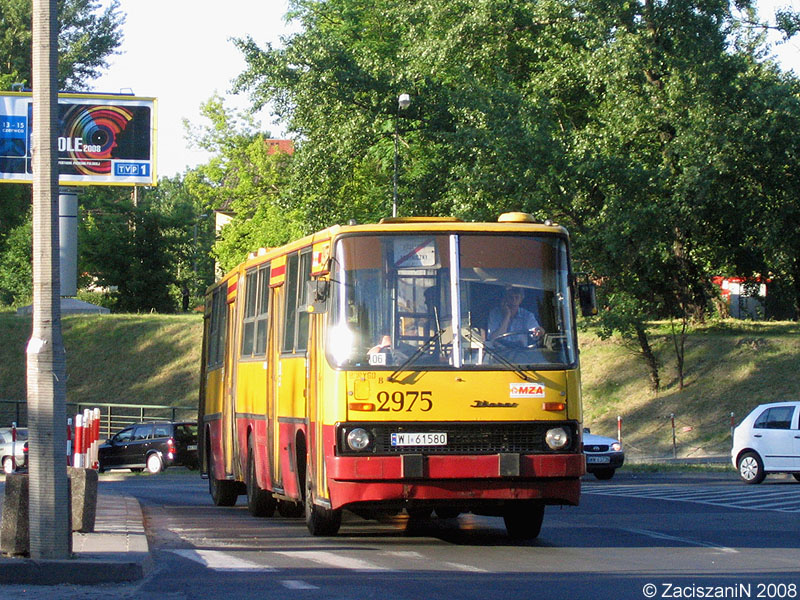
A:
326 233 577 371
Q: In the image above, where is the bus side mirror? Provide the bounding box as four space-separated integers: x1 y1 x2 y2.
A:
301 280 329 314
577 282 597 317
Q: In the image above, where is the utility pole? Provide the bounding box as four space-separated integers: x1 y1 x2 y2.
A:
28 0 71 558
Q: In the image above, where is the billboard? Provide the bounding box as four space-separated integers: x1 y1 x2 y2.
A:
1 92 157 186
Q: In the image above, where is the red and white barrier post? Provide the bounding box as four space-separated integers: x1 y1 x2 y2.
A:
73 413 84 467
90 408 100 469
82 409 91 468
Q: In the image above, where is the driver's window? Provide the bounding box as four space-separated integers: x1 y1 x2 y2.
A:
115 428 134 443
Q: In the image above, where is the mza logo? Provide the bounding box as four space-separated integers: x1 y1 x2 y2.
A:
509 383 546 398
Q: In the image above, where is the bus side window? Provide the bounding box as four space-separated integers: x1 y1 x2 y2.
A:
282 250 313 354
282 253 299 353
255 265 270 355
207 285 227 369
242 264 270 357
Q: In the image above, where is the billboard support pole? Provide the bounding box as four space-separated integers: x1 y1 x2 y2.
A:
28 0 71 558
58 189 78 297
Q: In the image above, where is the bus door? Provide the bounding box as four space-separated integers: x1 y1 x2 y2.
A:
223 277 241 478
273 250 312 498
267 255 286 491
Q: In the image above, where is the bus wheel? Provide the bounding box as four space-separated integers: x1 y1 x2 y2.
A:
208 446 238 507
503 501 544 540
246 442 276 517
305 473 341 536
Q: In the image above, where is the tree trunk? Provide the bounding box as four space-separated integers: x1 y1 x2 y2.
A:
635 323 660 392
671 317 688 390
28 0 71 559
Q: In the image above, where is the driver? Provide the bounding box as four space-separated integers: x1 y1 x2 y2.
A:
487 286 543 347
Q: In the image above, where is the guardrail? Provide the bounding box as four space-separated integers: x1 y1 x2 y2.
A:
1 399 195 440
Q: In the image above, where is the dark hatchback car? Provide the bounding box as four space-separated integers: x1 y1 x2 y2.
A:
98 421 198 474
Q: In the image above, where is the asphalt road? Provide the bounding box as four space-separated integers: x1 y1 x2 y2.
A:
5 470 800 599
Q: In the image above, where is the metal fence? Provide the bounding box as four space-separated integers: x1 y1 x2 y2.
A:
1 399 196 440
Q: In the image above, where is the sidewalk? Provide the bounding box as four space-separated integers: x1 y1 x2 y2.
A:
0 492 152 585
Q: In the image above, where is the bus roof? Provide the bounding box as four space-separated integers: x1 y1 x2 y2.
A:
210 213 568 290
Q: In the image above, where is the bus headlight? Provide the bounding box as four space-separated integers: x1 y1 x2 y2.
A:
545 427 570 450
346 428 372 451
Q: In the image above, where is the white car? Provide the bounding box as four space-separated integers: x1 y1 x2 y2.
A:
582 429 624 480
731 401 800 484
0 427 28 474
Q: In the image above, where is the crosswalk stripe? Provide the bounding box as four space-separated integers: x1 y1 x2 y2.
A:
584 483 800 512
274 550 393 571
167 548 277 571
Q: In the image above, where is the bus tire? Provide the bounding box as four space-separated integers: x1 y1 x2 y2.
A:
305 472 341 536
246 440 276 517
208 444 238 507
503 501 545 540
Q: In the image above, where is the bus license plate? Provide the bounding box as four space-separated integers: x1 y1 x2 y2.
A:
391 432 447 447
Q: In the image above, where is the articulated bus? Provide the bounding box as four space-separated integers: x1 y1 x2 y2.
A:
199 212 596 537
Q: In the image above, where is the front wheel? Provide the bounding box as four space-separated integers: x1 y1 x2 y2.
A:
503 501 545 540
738 451 766 484
593 468 615 480
305 472 341 536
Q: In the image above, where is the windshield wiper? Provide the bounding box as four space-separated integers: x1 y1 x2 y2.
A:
387 329 446 383
462 329 535 382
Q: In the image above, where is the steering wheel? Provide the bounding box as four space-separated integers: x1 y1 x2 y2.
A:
490 328 543 349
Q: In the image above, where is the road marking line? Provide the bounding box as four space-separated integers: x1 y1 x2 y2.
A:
281 580 320 590
168 548 277 571
621 527 738 553
275 550 393 571
442 561 489 572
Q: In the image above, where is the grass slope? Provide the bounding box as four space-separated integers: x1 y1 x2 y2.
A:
580 320 800 458
0 313 203 408
1 313 797 459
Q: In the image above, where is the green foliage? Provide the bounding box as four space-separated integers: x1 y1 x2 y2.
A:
183 95 302 273
228 0 800 388
0 0 124 90
0 217 32 306
79 186 203 313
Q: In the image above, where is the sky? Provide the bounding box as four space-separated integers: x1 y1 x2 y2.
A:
93 1 296 179
93 0 800 181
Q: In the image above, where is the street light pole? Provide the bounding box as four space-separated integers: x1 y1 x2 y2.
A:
392 93 411 218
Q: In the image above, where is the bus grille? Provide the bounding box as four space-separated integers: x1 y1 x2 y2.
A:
337 422 579 455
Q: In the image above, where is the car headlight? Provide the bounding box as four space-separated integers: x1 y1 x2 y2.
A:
611 441 622 452
346 428 372 451
545 427 570 450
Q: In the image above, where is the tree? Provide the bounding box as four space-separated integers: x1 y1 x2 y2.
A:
0 217 32 306
0 0 125 91
183 95 301 273
231 0 800 389
79 186 188 313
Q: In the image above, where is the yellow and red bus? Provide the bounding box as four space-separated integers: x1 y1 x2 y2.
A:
199 212 596 537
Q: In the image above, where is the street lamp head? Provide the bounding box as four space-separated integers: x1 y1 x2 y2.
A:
398 93 411 110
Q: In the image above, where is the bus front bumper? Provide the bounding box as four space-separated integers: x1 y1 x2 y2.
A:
325 453 584 510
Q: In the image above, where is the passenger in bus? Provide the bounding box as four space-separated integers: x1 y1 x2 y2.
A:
487 286 544 347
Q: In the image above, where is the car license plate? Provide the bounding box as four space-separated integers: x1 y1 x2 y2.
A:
187 444 197 451
391 432 447 447
586 456 610 464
